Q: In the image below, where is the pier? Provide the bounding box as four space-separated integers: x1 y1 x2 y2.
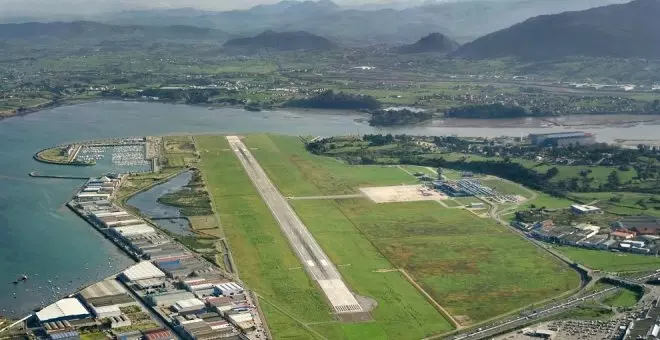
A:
28 172 89 180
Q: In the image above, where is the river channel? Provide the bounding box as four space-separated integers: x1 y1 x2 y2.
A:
1 100 660 317
127 171 195 236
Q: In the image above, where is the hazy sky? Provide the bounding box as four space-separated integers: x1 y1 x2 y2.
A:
0 0 429 16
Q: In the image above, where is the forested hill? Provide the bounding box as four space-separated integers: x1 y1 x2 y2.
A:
455 0 660 60
397 33 459 54
0 21 226 42
223 30 336 51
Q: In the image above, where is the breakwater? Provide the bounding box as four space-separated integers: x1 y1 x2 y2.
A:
29 172 89 180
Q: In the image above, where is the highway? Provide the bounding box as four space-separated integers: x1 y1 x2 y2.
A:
226 136 362 314
447 271 659 340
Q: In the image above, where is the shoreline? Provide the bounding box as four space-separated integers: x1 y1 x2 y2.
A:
3 98 660 131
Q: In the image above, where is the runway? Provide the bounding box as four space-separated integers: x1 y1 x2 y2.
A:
226 136 362 314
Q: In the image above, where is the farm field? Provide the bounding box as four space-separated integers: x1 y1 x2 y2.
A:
242 134 417 196
556 246 660 272
246 134 580 324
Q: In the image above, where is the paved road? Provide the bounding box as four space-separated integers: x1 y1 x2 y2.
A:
117 277 173 333
227 136 362 314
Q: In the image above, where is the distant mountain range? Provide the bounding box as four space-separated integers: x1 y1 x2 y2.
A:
0 21 226 43
455 0 660 60
0 0 630 44
223 30 336 52
397 33 459 54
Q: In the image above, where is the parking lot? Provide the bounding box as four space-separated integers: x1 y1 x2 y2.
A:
495 319 627 340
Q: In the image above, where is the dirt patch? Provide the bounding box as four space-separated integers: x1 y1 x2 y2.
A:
360 185 448 203
355 293 378 313
454 315 473 326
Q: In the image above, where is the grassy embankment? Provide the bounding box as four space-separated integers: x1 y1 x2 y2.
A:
552 303 615 321
36 147 71 163
243 134 581 326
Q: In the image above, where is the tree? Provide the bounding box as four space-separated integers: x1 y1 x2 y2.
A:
608 170 621 188
545 167 560 179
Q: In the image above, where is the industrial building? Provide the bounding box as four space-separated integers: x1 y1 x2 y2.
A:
121 261 166 282
36 298 91 323
109 315 132 329
213 282 244 297
48 331 81 340
149 291 196 306
172 298 206 314
615 216 660 235
571 204 603 215
112 224 157 238
227 313 255 332
143 329 177 340
90 305 122 319
79 279 133 308
529 131 596 147
155 256 212 278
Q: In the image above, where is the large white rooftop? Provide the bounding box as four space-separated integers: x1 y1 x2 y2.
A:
122 261 166 281
80 279 127 299
36 298 89 322
173 298 204 311
113 224 155 237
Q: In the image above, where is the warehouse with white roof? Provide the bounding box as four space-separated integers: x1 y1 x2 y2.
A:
79 279 132 306
213 282 244 297
172 298 205 313
121 261 166 282
36 298 90 323
112 224 156 238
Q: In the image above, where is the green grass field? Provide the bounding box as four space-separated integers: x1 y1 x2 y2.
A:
603 288 641 308
243 134 417 196
332 199 579 323
556 246 660 272
246 134 580 324
521 193 575 210
569 192 660 217
291 199 455 338
398 165 437 177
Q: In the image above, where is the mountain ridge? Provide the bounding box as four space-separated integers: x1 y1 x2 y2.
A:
1 0 630 44
455 0 660 60
0 21 226 41
223 30 336 51
397 33 460 54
